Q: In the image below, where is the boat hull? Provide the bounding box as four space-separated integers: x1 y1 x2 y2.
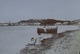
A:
37 28 57 35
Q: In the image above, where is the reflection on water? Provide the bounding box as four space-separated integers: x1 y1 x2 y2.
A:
0 25 79 54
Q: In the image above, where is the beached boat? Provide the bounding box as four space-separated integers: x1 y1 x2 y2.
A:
37 26 58 35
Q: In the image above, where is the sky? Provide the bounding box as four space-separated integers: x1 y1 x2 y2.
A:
0 0 80 23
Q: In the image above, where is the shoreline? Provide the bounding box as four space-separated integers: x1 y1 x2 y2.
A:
19 29 78 54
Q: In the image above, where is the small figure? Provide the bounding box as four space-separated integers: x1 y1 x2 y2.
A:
39 37 42 43
31 37 34 42
34 38 37 45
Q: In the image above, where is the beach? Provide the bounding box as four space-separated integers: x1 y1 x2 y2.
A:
20 26 80 54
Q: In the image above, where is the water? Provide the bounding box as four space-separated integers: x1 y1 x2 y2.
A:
0 25 79 54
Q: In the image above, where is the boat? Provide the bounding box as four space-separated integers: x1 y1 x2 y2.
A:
37 26 58 35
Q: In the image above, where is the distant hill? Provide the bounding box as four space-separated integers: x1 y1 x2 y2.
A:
18 19 71 25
